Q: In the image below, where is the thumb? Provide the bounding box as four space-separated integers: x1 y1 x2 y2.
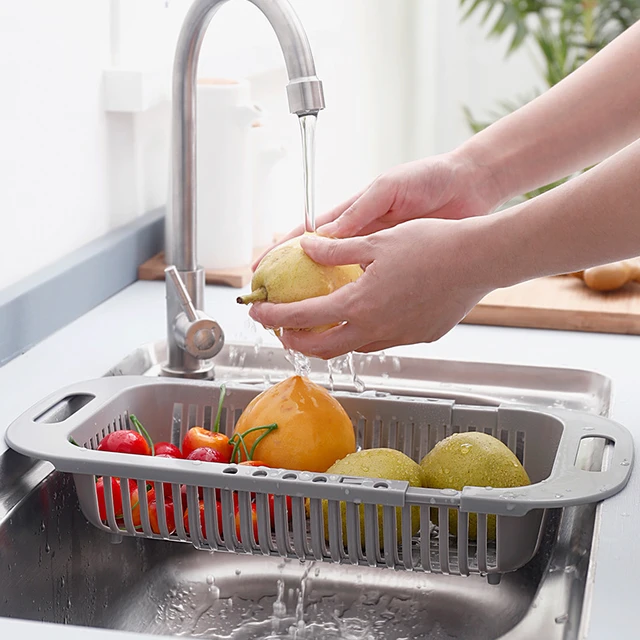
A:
300 234 375 267
317 179 393 238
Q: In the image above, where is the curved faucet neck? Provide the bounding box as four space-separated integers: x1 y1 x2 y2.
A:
162 0 324 378
169 0 325 272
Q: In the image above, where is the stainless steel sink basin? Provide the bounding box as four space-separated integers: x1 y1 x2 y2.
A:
105 340 611 414
0 341 612 639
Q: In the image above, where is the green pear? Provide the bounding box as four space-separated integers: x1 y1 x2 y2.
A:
420 431 531 541
318 448 425 549
236 234 362 310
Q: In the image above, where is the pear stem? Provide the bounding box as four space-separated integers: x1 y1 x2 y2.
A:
237 287 268 305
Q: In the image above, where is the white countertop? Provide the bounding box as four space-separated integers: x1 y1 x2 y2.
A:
0 279 638 638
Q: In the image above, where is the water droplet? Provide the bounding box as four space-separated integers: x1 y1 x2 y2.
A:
485 486 493 491
555 613 569 624
206 575 214 585
621 460 630 467
555 493 564 499
506 504 515 511
440 489 457 496
191 459 202 466
583 426 595 431
621 512 630 517
235 569 241 576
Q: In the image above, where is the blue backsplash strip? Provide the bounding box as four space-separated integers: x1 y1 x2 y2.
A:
0 208 165 367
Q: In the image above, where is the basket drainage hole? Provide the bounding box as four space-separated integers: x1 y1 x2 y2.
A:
374 482 389 489
312 476 328 483
223 467 238 474
282 473 298 480
252 470 268 477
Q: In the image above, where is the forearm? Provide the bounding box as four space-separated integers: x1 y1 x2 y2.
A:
475 137 640 289
458 20 640 207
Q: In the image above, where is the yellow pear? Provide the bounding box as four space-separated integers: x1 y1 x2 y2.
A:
420 432 531 541
315 448 425 549
236 234 362 332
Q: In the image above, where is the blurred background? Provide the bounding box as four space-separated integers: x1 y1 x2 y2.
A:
0 0 561 290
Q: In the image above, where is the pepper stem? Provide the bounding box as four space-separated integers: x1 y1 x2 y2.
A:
229 423 278 463
230 431 251 464
250 424 277 459
236 287 268 305
212 384 226 433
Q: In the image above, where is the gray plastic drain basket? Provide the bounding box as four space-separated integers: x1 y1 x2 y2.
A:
5 375 634 576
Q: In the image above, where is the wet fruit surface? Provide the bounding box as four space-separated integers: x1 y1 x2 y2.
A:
232 375 356 472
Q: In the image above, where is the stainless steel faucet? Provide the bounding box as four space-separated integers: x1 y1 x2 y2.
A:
161 0 325 378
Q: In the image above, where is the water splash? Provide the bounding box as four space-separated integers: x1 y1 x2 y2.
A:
228 346 247 369
154 570 485 639
346 353 365 393
271 579 287 635
325 354 365 393
174 576 221 637
285 349 311 377
327 359 339 392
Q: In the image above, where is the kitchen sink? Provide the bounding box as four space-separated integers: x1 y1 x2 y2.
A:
0 341 613 639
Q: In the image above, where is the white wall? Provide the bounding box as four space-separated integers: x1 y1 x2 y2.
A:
408 0 544 160
0 0 112 290
0 0 541 291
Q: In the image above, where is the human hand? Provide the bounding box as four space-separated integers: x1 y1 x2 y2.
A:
248 217 494 359
252 151 500 270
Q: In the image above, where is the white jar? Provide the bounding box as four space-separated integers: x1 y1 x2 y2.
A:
192 77 261 271
250 119 287 253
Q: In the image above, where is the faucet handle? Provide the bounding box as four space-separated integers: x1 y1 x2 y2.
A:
166 265 199 322
165 266 224 360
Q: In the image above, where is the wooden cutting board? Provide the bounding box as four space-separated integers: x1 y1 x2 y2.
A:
138 252 253 288
462 275 640 335
139 247 640 335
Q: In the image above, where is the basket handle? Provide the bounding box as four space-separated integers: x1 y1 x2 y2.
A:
4 376 158 459
459 410 634 517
